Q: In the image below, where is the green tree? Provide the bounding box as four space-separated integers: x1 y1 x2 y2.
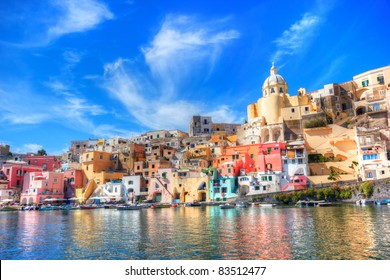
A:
36 149 47 156
327 167 340 181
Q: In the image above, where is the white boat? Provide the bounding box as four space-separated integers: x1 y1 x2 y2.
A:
260 203 276 207
117 205 142 211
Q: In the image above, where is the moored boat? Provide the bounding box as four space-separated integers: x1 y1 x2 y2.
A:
184 200 202 207
260 203 276 207
117 205 141 211
150 203 171 209
220 203 235 209
80 204 98 210
236 202 249 208
0 205 19 211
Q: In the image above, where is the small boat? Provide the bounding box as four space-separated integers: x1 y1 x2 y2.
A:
260 203 276 207
0 205 19 211
375 199 390 205
220 203 235 209
39 205 61 211
117 205 141 211
80 204 98 210
61 204 80 210
357 199 375 206
236 202 250 208
150 203 171 209
184 201 202 207
251 202 260 207
103 204 115 209
171 203 179 208
317 202 333 207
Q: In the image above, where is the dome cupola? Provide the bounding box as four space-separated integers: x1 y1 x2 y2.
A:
262 63 288 97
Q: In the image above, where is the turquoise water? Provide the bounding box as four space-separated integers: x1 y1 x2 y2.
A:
1 205 389 260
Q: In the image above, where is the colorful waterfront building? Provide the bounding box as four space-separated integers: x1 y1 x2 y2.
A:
280 140 309 191
77 151 127 201
355 127 390 181
122 175 148 203
23 155 61 171
20 171 65 205
64 168 83 199
1 162 43 201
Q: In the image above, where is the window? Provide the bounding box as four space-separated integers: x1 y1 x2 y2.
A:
6 169 10 175
305 107 309 112
336 104 340 109
381 170 385 175
363 154 378 160
53 178 58 184
214 188 220 193
279 87 284 93
254 186 260 191
263 186 267 191
377 76 384 84
335 96 339 101
100 155 103 160
128 180 133 185
268 176 272 181
268 148 272 154
228 168 231 173
284 160 287 164
292 159 296 164
137 166 140 170
291 108 295 113
367 172 373 178
270 87 275 93
298 159 303 164
362 80 369 87
221 187 227 193
328 88 333 94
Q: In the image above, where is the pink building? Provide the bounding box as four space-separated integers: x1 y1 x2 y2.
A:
64 169 83 198
213 142 286 176
23 155 61 171
1 162 43 198
20 171 65 205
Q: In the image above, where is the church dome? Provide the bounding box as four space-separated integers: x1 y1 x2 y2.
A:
262 64 288 96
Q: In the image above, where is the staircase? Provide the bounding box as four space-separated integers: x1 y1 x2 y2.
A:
156 177 173 198
83 179 97 201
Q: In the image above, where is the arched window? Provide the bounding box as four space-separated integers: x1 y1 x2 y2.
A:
279 87 284 93
270 87 275 93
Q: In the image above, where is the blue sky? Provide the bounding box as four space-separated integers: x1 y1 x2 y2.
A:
0 0 389 155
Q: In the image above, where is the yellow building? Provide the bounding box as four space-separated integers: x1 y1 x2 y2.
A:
75 151 128 201
148 168 209 203
239 64 321 145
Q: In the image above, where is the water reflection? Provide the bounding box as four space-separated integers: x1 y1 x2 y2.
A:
0 205 389 260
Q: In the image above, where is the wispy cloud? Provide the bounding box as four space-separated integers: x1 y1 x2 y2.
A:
48 0 113 40
1 0 113 48
142 15 240 97
309 56 346 90
0 82 113 137
271 13 321 64
102 15 242 130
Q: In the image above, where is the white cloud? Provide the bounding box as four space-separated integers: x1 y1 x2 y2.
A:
14 144 44 154
101 15 242 131
48 0 113 40
142 15 240 97
271 13 321 64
